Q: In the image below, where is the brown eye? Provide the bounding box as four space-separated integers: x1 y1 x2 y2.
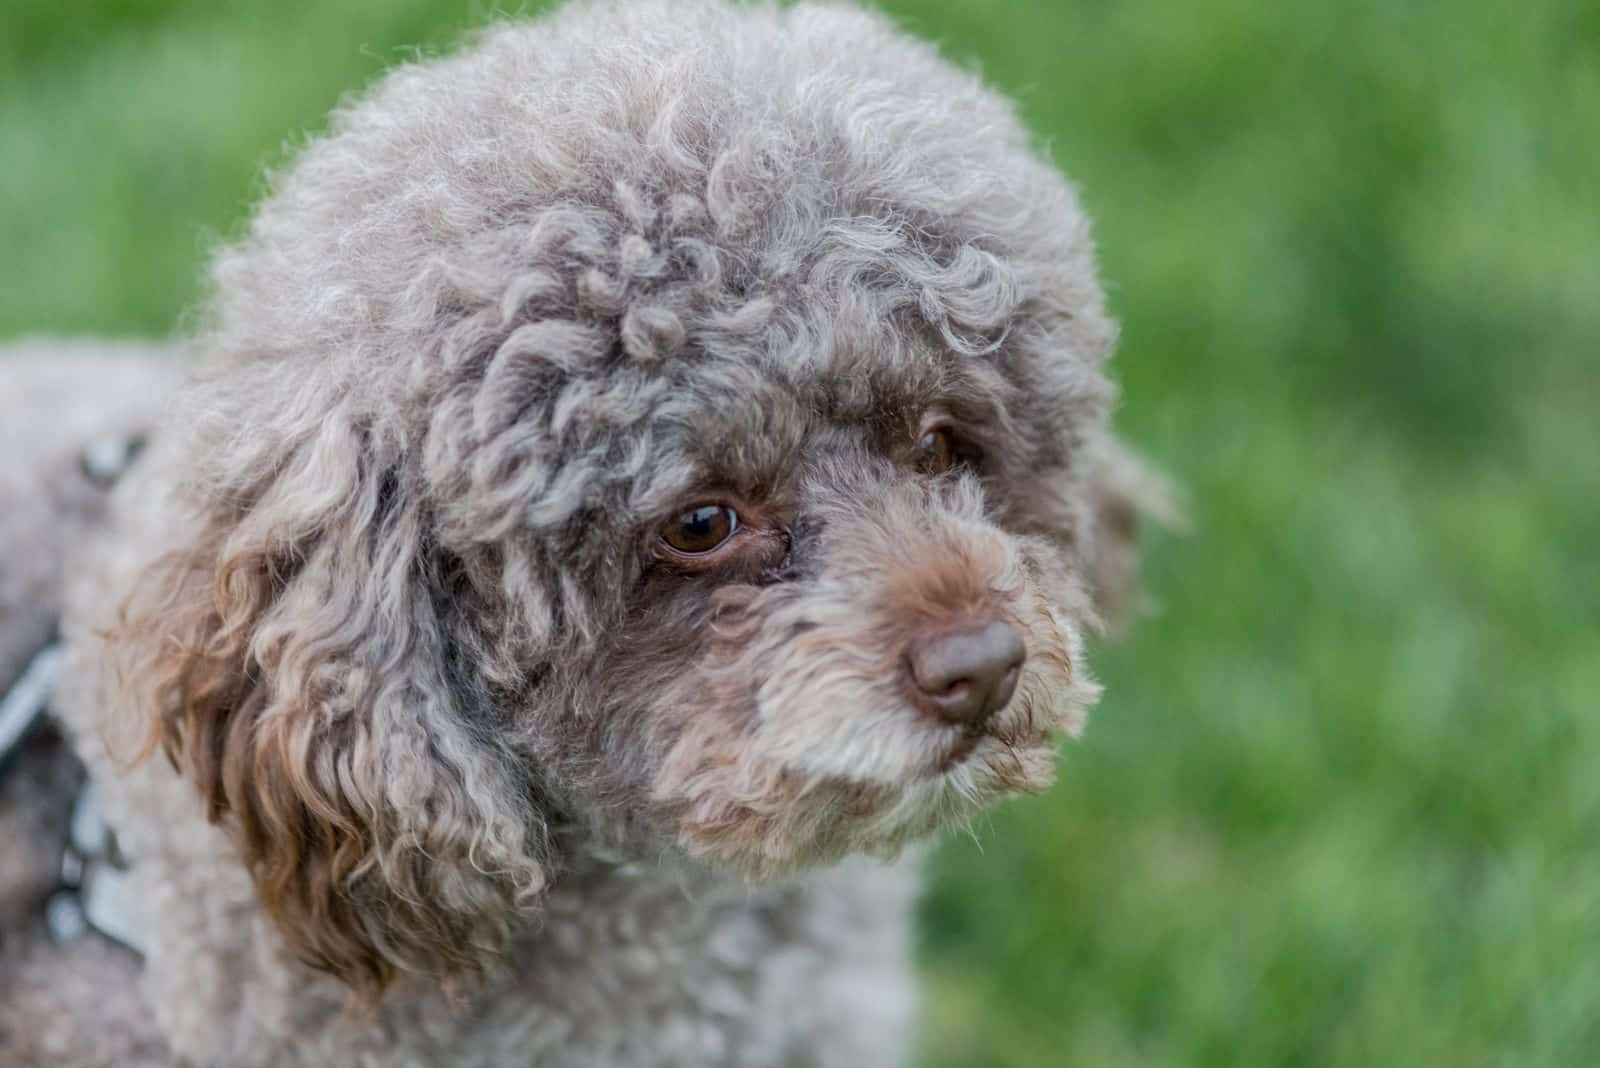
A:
919 428 955 474
661 504 739 555
917 424 984 476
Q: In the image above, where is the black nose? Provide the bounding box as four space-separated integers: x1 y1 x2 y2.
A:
907 621 1026 726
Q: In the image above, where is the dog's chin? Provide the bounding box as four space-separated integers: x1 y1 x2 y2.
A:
738 733 1064 874
660 722 1069 881
858 729 1065 842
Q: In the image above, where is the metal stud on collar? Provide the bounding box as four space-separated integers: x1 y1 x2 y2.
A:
0 642 60 771
78 432 147 487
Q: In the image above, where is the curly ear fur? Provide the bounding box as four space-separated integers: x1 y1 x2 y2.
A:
121 404 549 1002
1083 437 1176 631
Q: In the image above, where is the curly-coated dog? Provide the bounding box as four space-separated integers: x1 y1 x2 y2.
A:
0 2 1159 1065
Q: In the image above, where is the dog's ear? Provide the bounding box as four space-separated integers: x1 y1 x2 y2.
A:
1082 436 1177 633
122 410 549 1002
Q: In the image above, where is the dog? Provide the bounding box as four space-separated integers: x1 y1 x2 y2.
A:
0 2 1158 1064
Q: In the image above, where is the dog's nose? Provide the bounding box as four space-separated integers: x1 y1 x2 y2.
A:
907 621 1026 726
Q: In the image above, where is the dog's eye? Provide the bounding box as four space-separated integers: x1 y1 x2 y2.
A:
918 426 982 475
661 504 739 555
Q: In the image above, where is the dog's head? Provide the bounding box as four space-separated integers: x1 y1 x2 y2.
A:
120 1 1160 999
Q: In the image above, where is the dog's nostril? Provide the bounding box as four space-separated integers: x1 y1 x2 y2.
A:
907 621 1026 725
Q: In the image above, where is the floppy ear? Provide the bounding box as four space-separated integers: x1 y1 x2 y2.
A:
123 409 549 1002
1082 436 1177 633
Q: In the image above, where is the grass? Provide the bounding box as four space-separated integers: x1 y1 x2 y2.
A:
4 1 1597 1064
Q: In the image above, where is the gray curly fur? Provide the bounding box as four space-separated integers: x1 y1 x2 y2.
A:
2 1 1157 1064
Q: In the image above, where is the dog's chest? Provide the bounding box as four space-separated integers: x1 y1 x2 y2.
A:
356 859 918 1068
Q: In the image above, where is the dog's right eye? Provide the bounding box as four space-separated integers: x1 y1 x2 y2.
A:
917 424 984 476
661 504 739 556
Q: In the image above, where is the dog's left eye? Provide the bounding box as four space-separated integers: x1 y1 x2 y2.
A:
661 504 739 555
918 426 982 475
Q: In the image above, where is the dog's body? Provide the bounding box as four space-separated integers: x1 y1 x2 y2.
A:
1 3 1154 1064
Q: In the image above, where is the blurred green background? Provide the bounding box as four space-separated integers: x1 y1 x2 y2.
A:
3 1 1597 1064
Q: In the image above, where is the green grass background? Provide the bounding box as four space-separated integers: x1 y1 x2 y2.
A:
4 1 1597 1064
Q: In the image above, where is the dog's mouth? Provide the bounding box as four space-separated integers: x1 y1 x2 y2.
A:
653 696 1069 877
930 716 1058 778
939 730 986 771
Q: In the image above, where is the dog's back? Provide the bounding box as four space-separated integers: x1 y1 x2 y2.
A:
0 341 181 682
0 341 181 1067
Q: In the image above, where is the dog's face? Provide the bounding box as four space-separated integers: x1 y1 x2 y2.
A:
122 2 1152 996
409 234 1117 883
546 351 1106 878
